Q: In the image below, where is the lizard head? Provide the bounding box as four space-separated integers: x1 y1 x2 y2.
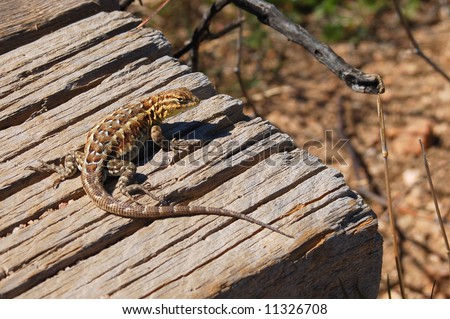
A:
157 87 201 118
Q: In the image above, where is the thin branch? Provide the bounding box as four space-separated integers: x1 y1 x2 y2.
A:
175 17 243 67
208 18 244 40
177 0 384 93
230 0 384 94
176 17 244 65
430 280 437 299
393 0 450 83
174 0 231 69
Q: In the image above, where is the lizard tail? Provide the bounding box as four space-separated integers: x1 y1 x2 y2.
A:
148 205 293 238
82 174 292 238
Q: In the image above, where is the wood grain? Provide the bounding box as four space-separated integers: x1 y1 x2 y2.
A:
0 13 171 130
0 0 119 55
0 9 382 298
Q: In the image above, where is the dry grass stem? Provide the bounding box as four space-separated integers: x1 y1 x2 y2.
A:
419 138 450 295
377 91 406 298
136 0 171 29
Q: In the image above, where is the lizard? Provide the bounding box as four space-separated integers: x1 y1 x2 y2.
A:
27 87 292 238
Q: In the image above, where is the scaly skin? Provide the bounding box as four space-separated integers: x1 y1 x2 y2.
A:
28 88 291 238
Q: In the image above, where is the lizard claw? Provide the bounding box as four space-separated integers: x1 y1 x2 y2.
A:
142 181 161 191
170 138 202 152
165 139 202 165
158 199 171 206
52 178 63 189
25 160 42 172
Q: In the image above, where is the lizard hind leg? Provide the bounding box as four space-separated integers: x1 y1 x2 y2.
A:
108 159 162 204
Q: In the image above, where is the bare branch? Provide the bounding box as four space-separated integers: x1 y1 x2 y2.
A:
177 0 385 94
208 18 243 40
393 0 450 83
230 0 384 94
174 0 231 69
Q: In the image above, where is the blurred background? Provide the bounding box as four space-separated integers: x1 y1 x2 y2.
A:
125 0 450 298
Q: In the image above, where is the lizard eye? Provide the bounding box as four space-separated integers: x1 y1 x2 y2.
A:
177 97 187 104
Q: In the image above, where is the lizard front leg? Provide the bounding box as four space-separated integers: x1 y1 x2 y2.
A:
107 159 162 204
151 125 202 159
26 151 84 188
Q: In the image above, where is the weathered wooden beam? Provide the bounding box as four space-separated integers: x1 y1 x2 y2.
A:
0 10 382 299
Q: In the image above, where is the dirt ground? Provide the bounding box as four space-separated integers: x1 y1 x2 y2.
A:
128 1 450 298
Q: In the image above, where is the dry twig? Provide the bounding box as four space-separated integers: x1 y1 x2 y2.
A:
174 0 232 70
430 280 437 299
393 0 450 83
176 0 383 94
230 0 384 94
